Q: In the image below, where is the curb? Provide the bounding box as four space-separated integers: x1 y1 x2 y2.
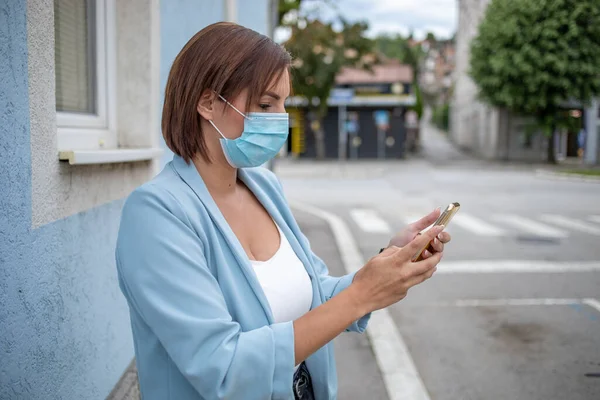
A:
290 201 431 400
535 169 600 183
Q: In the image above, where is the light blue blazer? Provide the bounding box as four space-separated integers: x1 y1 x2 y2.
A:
116 155 371 400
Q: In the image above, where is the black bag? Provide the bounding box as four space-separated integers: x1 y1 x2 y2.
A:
293 362 315 400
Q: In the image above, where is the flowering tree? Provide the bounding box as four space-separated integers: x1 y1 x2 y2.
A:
285 19 376 159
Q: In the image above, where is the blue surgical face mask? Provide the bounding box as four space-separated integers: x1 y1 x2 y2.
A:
209 95 289 168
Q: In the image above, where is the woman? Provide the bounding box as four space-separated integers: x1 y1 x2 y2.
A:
116 22 450 400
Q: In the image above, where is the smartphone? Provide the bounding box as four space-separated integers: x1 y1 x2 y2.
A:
412 202 460 262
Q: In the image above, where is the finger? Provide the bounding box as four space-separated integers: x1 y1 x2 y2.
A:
399 225 445 261
379 245 400 257
410 208 441 232
409 251 442 276
405 266 438 288
438 232 451 244
431 238 444 253
422 249 433 259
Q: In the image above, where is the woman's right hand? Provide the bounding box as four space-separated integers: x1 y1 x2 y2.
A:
351 225 445 314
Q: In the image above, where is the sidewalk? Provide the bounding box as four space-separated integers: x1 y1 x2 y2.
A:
419 110 600 176
106 361 139 400
418 114 468 165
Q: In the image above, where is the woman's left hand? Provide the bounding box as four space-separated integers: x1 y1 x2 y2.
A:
387 208 452 259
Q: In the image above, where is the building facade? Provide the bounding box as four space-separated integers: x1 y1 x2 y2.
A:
420 39 455 105
0 1 273 398
451 0 502 158
286 61 416 160
451 0 600 164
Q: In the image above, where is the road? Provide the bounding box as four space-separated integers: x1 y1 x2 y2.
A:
275 124 600 400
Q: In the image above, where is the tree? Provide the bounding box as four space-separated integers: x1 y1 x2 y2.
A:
425 31 437 43
285 19 376 159
278 0 338 25
374 34 409 61
374 33 423 72
470 0 600 163
278 0 303 24
374 34 425 118
402 41 425 120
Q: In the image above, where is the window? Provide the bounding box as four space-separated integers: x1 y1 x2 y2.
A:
55 0 116 151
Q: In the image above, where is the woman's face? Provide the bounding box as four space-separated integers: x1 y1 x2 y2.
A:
211 69 290 140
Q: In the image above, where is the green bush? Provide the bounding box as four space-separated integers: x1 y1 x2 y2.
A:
432 103 449 131
411 82 424 121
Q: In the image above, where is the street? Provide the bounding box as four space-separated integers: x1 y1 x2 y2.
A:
275 123 600 400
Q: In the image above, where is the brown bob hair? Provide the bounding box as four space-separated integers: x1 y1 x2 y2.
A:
161 22 292 163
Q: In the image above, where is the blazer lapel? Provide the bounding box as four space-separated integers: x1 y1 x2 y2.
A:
239 169 326 308
170 156 275 323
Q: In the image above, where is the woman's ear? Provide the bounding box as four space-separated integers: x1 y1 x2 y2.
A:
197 90 216 121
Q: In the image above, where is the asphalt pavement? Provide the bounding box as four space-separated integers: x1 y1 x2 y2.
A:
278 121 600 400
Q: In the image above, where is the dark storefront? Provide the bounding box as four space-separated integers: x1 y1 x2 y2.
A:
286 61 415 159
298 106 408 159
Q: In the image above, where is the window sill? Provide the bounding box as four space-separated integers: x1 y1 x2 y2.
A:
59 148 163 165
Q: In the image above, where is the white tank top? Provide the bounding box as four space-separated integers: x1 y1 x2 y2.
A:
250 224 313 324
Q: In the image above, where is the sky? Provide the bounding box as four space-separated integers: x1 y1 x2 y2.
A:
275 0 458 42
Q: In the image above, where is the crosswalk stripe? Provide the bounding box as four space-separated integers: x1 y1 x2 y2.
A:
540 214 600 235
430 298 582 307
451 213 507 236
588 215 600 224
370 211 600 237
437 260 600 274
349 209 392 234
493 214 568 238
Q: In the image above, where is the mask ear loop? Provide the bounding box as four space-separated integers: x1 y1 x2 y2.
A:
209 93 251 139
208 120 227 139
216 93 251 119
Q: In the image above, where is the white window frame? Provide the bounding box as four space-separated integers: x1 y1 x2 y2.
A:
56 0 117 151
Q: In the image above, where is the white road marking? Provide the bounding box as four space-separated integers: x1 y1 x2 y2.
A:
428 298 600 315
588 215 600 224
291 201 431 400
451 213 507 236
493 214 568 238
350 208 392 234
436 260 600 274
431 298 582 307
583 298 600 314
540 214 600 235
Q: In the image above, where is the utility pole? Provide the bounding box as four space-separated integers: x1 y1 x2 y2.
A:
584 98 598 165
338 104 347 160
224 0 237 23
